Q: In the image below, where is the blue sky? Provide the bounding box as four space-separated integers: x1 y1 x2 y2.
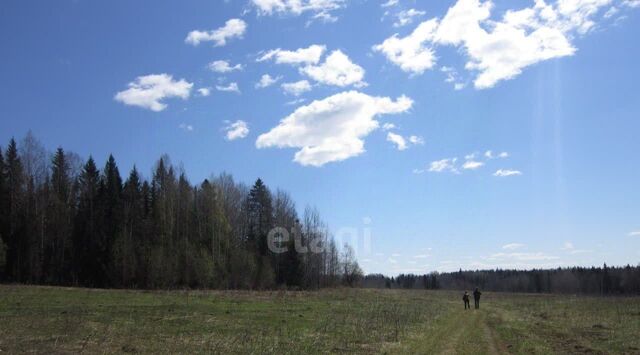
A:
1 0 639 275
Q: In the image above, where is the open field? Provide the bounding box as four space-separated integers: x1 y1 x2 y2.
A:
0 286 639 354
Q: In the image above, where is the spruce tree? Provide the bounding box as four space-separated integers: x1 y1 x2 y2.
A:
73 157 100 285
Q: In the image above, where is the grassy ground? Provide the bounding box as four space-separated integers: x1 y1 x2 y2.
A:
0 285 638 354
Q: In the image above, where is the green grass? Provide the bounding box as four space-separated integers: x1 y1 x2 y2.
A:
0 285 638 354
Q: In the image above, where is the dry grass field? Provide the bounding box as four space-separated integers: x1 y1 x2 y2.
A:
0 285 638 354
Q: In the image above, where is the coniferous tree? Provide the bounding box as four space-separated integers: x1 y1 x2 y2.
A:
4 139 26 281
0 146 6 279
73 157 101 285
246 179 275 288
100 155 122 285
47 147 73 284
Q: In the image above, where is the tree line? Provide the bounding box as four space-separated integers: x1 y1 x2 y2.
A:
363 264 640 295
0 132 363 289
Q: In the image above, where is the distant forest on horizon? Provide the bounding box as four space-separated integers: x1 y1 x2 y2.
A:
0 132 638 295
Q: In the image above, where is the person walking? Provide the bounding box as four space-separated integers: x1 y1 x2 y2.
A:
473 287 482 309
462 291 471 310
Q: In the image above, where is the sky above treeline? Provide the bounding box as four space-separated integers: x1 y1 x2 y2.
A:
1 0 639 275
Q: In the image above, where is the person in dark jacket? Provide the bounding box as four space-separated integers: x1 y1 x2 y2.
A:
473 287 482 309
462 291 471 309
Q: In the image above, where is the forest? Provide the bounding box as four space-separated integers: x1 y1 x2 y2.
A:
0 132 362 289
363 265 640 295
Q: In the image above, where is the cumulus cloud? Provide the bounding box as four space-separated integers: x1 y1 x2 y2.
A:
382 123 396 131
256 91 413 166
387 132 407 150
258 44 326 65
387 133 424 150
216 82 241 93
255 74 281 88
628 231 640 237
373 19 439 74
197 87 211 97
394 8 427 27
281 80 312 96
493 169 522 177
300 50 366 87
225 120 249 140
375 0 615 88
114 74 192 112
185 19 247 46
208 60 243 73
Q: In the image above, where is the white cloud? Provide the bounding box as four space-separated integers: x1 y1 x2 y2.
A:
376 0 614 88
256 91 413 166
179 123 194 132
562 241 574 250
387 132 408 150
428 158 458 173
381 0 399 7
493 169 522 177
300 50 366 87
208 60 243 73
498 151 509 158
216 82 241 93
462 160 484 170
373 19 439 74
394 8 426 27
387 132 423 150
623 0 640 8
197 87 211 97
285 98 307 106
409 135 424 145
382 123 396 131
225 120 249 140
413 254 430 259
255 74 282 88
258 44 326 65
604 6 619 18
489 252 559 261
281 80 312 96
628 231 640 237
252 0 344 19
185 19 247 46
441 66 467 89
114 74 193 112
502 243 525 250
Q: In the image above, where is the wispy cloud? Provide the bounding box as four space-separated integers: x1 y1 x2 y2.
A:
493 169 522 177
502 243 525 250
216 82 241 93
